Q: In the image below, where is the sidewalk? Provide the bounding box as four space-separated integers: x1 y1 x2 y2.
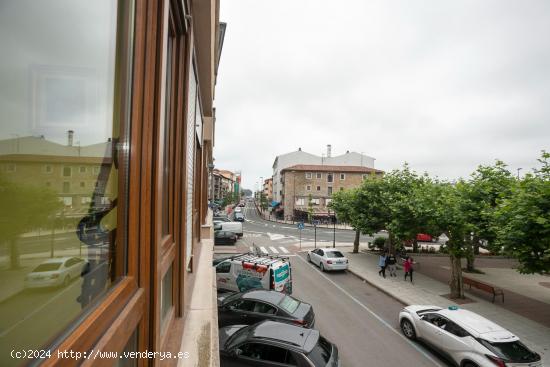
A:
341 246 550 365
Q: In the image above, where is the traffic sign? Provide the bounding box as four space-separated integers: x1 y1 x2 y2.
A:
297 222 304 230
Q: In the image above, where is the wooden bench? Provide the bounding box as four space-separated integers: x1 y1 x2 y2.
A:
463 276 504 303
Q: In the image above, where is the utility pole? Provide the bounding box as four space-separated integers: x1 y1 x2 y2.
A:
517 167 522 179
333 214 336 248
314 222 317 249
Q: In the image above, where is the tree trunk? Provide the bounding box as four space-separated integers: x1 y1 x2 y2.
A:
412 238 419 253
9 238 21 270
385 231 395 254
465 246 475 272
353 229 360 253
449 254 464 299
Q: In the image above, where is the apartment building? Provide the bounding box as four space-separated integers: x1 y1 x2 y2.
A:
0 1 225 366
272 146 376 203
263 177 273 201
279 164 384 220
212 168 236 201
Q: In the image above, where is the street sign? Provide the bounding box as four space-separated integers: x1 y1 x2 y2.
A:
297 222 304 230
313 220 320 226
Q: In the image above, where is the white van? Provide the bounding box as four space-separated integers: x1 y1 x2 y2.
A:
215 254 293 294
213 220 243 237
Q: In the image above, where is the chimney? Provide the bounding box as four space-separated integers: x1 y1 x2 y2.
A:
298 147 301 151
327 144 332 158
67 130 74 146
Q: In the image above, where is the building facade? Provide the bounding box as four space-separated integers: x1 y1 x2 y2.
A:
272 146 376 203
212 169 235 202
280 165 384 220
263 177 273 202
0 1 224 366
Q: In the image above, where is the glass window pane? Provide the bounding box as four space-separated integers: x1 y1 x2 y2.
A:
0 0 133 363
161 265 173 327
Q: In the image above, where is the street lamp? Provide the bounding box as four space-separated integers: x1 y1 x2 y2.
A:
328 209 336 248
517 167 522 179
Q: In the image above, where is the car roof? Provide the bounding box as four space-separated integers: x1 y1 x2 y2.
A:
437 308 518 342
41 257 75 263
315 248 346 254
241 290 286 305
250 321 319 352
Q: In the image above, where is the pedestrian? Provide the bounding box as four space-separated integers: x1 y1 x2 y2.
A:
403 256 414 283
386 252 397 277
378 252 387 278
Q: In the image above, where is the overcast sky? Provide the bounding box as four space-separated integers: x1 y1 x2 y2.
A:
215 0 550 191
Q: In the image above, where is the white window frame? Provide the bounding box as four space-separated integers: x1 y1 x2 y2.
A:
340 173 346 180
316 186 321 191
295 198 305 206
316 173 322 179
79 166 87 173
311 198 320 205
306 185 311 191
43 164 53 174
62 166 72 177
305 172 312 179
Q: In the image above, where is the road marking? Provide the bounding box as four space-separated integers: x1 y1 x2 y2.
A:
264 224 268 227
249 246 254 252
272 225 276 228
279 247 290 254
259 246 268 254
267 232 285 241
269 246 279 254
295 255 445 367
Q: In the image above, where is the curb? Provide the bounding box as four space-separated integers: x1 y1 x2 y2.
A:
347 267 409 306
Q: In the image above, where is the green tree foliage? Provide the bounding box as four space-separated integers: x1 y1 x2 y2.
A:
495 151 550 274
0 174 62 269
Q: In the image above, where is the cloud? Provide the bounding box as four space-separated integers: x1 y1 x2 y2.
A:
215 0 550 189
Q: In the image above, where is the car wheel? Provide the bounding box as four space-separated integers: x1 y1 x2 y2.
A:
307 254 311 263
320 262 325 272
400 319 416 340
63 276 70 287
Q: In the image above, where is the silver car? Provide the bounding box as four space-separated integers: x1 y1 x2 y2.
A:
25 257 87 289
399 305 542 367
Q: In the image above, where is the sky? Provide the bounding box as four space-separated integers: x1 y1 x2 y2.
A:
214 0 550 191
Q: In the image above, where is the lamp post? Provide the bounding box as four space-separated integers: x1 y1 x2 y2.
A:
517 167 522 179
328 209 336 248
208 163 215 207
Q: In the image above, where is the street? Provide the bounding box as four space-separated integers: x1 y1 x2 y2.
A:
216 203 451 366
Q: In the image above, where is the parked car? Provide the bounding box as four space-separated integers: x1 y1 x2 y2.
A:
214 216 231 222
234 206 242 213
234 212 245 222
307 248 348 272
399 305 541 367
416 233 433 242
25 257 87 289
215 230 237 245
219 320 340 367
213 220 243 237
218 289 315 328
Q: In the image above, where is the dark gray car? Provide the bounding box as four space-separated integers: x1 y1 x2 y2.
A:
219 320 340 367
218 290 315 328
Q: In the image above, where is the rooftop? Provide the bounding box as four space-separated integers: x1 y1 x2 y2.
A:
282 164 384 174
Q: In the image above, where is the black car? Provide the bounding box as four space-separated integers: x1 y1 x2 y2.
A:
218 290 315 328
215 230 237 245
219 321 340 367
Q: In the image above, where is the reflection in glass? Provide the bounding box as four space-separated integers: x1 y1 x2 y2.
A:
161 265 173 328
0 1 133 364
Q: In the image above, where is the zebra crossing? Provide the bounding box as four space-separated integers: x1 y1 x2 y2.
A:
248 245 292 255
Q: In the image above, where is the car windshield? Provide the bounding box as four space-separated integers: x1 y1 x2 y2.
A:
222 292 242 305
278 295 300 314
479 340 539 363
307 336 332 366
32 263 62 272
326 251 345 258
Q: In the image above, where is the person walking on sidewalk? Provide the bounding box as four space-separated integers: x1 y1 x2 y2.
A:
403 256 414 283
386 252 397 277
378 252 387 278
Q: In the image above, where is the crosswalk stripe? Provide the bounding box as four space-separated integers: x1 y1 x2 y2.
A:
279 247 289 253
249 246 254 252
269 246 279 253
259 246 268 254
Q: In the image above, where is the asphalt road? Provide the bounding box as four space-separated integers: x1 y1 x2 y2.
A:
218 202 450 366
239 202 379 245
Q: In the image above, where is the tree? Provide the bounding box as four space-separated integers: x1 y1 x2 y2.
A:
494 151 550 274
458 161 514 271
259 192 269 212
0 174 62 269
330 188 362 253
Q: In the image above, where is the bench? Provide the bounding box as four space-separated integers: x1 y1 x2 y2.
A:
463 276 504 303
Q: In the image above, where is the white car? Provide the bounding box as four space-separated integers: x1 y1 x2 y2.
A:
25 257 87 289
234 206 242 213
399 305 542 367
307 248 348 272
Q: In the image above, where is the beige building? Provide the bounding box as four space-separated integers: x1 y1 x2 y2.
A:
279 164 384 220
263 177 273 201
212 168 236 201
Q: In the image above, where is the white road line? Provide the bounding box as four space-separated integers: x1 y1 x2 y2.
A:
259 246 268 254
269 246 279 254
249 246 254 252
272 225 276 228
295 255 445 367
279 247 290 254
